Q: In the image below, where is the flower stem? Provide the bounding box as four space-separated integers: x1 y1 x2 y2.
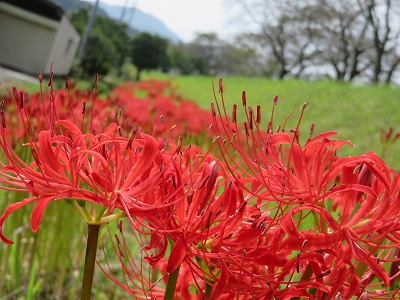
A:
205 282 213 298
81 223 101 300
164 264 181 300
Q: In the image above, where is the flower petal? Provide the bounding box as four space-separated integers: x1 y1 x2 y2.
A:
30 196 53 232
210 262 229 300
166 236 187 273
38 130 65 175
120 134 159 193
56 120 82 135
0 197 37 244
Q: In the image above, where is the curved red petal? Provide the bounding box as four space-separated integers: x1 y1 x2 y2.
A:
0 197 37 244
166 236 187 273
30 196 53 232
120 134 159 193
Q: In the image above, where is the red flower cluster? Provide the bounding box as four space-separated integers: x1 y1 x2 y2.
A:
96 80 400 299
0 76 212 147
207 80 400 298
1 76 399 299
112 80 213 138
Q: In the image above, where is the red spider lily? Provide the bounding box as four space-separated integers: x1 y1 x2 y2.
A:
4 75 400 299
2 77 212 145
135 78 173 98
0 81 112 147
380 127 400 160
380 127 400 146
0 76 216 299
0 119 168 243
96 138 254 298
210 78 400 298
0 77 176 245
176 100 213 135
111 80 213 138
101 222 251 300
211 84 352 205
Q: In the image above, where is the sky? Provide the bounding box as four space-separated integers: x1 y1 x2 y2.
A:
134 0 230 42
85 0 241 42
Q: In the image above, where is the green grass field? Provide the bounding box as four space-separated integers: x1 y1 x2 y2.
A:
142 72 400 170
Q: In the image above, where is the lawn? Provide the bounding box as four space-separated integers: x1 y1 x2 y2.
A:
142 72 400 169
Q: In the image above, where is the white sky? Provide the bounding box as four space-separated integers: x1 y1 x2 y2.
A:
134 0 230 42
86 0 239 42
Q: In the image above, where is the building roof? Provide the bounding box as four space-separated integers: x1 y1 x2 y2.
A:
0 0 64 21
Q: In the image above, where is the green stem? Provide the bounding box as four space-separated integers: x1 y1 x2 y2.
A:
100 211 126 223
71 200 93 223
205 282 213 298
164 264 181 300
81 223 101 300
94 206 108 222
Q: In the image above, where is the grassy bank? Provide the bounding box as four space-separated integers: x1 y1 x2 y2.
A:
143 72 400 169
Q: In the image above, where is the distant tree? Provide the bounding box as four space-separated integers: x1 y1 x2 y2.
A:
130 33 169 81
310 0 400 83
70 7 130 77
69 7 89 35
296 0 370 82
214 34 263 76
357 0 400 83
168 33 262 76
80 27 118 76
94 16 130 73
233 0 400 83
234 0 318 79
188 33 222 75
168 43 196 75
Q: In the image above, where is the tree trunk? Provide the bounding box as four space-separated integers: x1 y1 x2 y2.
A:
135 68 142 82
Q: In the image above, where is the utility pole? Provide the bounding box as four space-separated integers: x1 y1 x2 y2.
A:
76 0 100 65
120 0 130 22
126 0 138 25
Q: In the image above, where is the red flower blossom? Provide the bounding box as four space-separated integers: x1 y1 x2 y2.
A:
97 139 251 298
0 82 170 244
111 79 213 138
209 78 400 298
0 121 167 242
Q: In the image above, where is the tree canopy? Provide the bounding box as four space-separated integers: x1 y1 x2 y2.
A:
69 7 130 77
130 32 169 81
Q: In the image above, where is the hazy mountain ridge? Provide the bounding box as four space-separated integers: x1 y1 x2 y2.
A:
49 0 181 43
99 2 181 43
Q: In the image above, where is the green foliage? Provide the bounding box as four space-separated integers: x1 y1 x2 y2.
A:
68 7 88 36
168 33 263 76
141 73 400 169
168 44 196 75
94 16 130 71
130 32 169 81
69 8 130 77
79 27 118 76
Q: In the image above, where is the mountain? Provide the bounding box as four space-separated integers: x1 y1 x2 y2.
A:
50 0 182 43
99 2 181 43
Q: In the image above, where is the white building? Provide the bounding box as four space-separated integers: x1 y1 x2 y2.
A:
0 0 80 75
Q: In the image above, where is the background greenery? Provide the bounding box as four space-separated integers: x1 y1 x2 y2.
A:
49 0 400 84
144 73 400 168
